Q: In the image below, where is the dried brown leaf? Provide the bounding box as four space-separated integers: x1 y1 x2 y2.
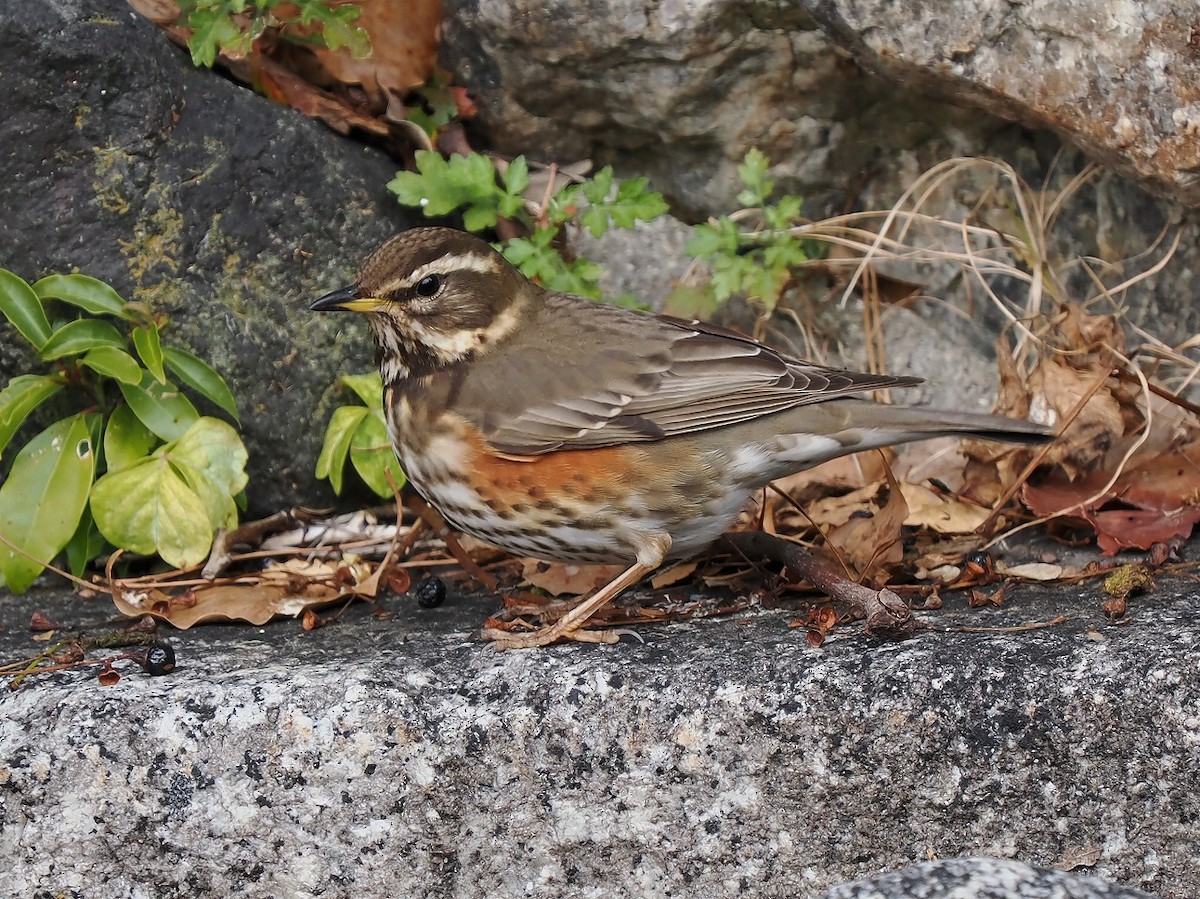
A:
520 560 625 597
824 469 908 579
898 482 991 533
310 0 441 101
127 0 179 25
110 558 371 628
650 561 699 589
1023 438 1200 554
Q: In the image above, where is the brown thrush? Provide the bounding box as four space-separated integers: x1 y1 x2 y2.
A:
312 227 1052 649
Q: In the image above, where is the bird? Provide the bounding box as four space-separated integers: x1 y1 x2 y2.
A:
311 226 1053 649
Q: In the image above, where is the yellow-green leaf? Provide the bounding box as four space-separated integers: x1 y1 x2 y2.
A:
174 462 237 531
39 319 124 361
349 411 405 498
0 269 52 350
118 371 198 441
0 414 97 592
317 405 368 494
90 455 213 568
81 346 143 385
104 403 157 473
133 325 166 382
340 372 384 408
163 346 239 420
0 374 63 459
32 273 132 319
168 417 248 498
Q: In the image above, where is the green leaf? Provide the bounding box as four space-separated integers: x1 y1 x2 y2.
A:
167 417 249 498
316 405 369 494
711 254 755 301
388 169 433 209
349 412 405 498
579 204 610 238
300 2 369 55
97 417 248 551
538 259 603 298
686 218 742 259
133 324 166 382
497 192 525 220
0 374 63 459
90 455 214 568
462 204 499 232
763 239 806 271
504 155 530 196
581 166 614 205
64 507 108 578
104 403 158 473
32 273 132 320
662 283 721 320
163 346 239 420
339 372 383 409
575 172 670 236
0 269 52 350
118 371 199 441
389 151 506 228
39 319 125 361
81 346 143 385
173 461 237 531
500 238 537 267
737 148 773 206
765 195 804 229
0 414 98 592
403 76 459 137
186 8 247 67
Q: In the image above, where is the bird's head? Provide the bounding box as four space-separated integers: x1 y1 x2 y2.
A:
311 227 535 380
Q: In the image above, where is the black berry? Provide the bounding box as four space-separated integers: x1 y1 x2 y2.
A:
413 577 446 609
144 643 176 676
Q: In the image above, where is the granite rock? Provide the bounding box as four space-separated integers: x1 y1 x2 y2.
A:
1 575 1194 897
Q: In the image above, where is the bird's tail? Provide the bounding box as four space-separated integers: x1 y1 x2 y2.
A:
752 399 1054 483
857 403 1055 446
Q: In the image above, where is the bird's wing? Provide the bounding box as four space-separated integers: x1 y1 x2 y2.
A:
455 296 920 455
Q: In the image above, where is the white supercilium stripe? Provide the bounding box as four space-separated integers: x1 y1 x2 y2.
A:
377 253 501 295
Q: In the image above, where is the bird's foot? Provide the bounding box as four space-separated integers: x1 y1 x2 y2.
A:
480 559 657 649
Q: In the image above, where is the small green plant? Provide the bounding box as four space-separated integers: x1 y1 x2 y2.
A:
685 149 812 316
0 270 248 591
177 0 369 68
402 73 462 139
316 373 404 499
388 151 669 298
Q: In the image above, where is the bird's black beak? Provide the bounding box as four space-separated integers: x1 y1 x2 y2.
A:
311 285 362 312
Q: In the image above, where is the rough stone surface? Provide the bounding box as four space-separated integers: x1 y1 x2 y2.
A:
1 576 1195 897
441 0 998 219
442 0 1200 208
573 214 696 311
0 0 416 515
822 858 1156 899
808 0 1200 207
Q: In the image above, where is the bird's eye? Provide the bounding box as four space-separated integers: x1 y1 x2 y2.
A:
415 274 441 297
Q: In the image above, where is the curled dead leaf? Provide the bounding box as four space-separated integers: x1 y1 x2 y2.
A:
110 558 372 628
309 0 441 103
520 560 625 597
1023 439 1200 555
993 561 1064 581
824 469 908 579
898 482 991 533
